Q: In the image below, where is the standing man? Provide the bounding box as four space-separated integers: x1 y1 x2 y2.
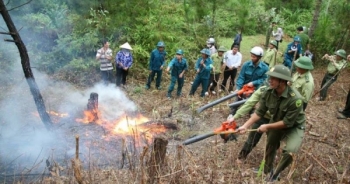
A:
236 46 268 91
96 41 113 85
146 41 167 90
262 40 278 69
206 37 217 55
296 26 310 55
283 36 302 70
237 65 306 182
337 54 350 119
166 49 188 98
318 49 347 101
231 30 242 50
272 22 283 49
220 45 242 93
207 46 226 95
115 42 133 87
291 56 315 110
189 49 213 97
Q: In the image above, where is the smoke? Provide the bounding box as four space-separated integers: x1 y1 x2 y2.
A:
0 62 137 174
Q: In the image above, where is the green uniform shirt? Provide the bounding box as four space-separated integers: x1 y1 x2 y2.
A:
262 48 277 68
291 71 315 103
326 57 347 74
296 33 309 54
256 86 305 128
233 86 271 119
210 53 224 74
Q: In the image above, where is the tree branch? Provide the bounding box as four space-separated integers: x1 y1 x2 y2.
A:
7 0 32 11
5 0 9 6
0 31 15 35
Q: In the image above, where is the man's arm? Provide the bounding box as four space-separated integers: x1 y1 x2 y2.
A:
251 69 268 88
233 87 263 119
166 59 174 72
235 64 246 90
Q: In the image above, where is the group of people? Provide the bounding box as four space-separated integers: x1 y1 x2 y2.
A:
96 41 134 87
95 32 350 182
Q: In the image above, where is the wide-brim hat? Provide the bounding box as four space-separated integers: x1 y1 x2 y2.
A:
200 48 211 56
266 65 292 81
217 46 227 52
120 42 133 50
334 49 346 59
270 40 278 47
294 56 314 70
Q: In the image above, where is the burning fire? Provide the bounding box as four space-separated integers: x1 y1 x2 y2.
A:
76 109 168 144
32 110 69 123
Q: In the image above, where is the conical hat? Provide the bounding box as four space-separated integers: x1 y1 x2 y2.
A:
120 42 133 50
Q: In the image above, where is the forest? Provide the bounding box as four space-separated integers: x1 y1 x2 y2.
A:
1 0 350 183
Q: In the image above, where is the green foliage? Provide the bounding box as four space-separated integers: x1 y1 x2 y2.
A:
264 0 314 12
280 8 313 37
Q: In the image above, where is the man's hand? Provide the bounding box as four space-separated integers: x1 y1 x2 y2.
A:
196 69 200 73
200 60 204 65
227 114 234 123
347 55 350 61
257 124 269 133
179 73 183 78
119 62 123 67
149 70 153 74
160 66 163 70
123 67 128 71
236 125 248 134
246 82 254 87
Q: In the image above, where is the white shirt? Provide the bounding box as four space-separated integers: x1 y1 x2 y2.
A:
272 27 283 41
224 51 242 68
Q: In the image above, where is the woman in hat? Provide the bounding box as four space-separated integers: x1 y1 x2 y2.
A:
262 40 278 69
115 42 133 87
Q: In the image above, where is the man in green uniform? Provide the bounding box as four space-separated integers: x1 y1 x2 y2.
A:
237 65 306 182
166 49 188 98
207 46 226 95
291 56 315 110
318 49 347 101
262 40 278 69
296 26 310 55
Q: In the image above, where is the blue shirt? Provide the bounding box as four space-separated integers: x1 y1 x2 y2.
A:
284 42 302 61
168 57 188 77
149 49 167 71
115 51 133 69
236 61 268 90
195 57 213 79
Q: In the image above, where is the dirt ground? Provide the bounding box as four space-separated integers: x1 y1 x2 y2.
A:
1 65 350 183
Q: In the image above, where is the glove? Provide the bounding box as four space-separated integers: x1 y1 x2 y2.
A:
227 114 235 122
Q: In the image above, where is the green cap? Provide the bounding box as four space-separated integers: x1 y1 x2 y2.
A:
176 49 184 55
334 49 346 59
200 48 211 56
266 65 292 81
270 40 278 47
217 46 227 52
294 56 314 70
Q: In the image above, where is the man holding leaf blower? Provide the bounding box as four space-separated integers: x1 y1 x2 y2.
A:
237 65 306 182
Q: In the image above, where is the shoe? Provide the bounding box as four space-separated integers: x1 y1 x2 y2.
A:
236 158 244 164
190 82 194 85
145 85 150 90
212 91 216 95
337 113 349 119
205 92 209 96
156 86 162 90
265 172 280 183
218 89 223 93
316 97 325 101
338 108 344 113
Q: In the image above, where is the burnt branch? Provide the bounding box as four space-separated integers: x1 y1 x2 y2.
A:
7 0 32 11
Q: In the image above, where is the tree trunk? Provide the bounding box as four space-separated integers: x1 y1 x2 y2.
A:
308 0 323 38
0 0 52 130
265 26 272 49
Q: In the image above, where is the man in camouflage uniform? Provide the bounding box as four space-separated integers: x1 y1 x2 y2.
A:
318 49 347 101
237 65 306 182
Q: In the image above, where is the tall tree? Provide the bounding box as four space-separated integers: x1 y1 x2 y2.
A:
0 0 53 130
308 0 323 38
